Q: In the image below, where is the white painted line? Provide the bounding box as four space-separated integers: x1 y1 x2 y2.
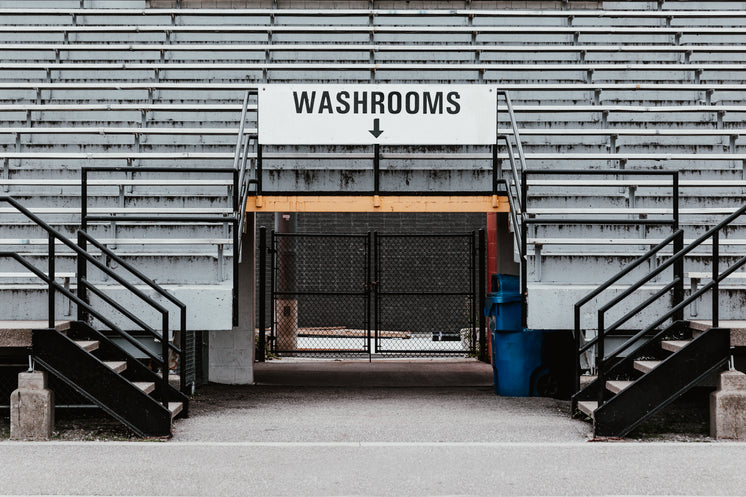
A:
0 440 742 448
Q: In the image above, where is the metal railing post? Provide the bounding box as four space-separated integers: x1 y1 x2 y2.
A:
713 230 720 328
161 313 169 406
232 90 250 172
180 306 187 393
574 304 581 393
258 226 267 362
78 168 89 323
233 218 239 328
492 143 498 195
48 233 55 329
366 231 373 359
520 170 528 329
673 230 685 322
503 91 528 176
77 231 88 322
597 312 605 407
257 144 263 195
81 167 88 232
373 143 380 195
478 228 487 362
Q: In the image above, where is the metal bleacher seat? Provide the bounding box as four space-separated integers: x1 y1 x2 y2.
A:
2 3 746 331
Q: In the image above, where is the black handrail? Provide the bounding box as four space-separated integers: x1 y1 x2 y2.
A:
592 204 746 406
576 230 685 354
0 196 175 406
81 165 240 376
525 169 679 333
79 229 189 389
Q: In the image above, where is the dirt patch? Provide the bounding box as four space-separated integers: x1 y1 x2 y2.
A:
0 409 149 442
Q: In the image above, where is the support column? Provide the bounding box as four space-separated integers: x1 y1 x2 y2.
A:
10 371 54 440
275 213 298 352
208 213 256 384
710 369 746 440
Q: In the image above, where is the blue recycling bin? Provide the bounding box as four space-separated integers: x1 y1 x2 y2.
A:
484 274 521 333
484 274 541 397
490 329 543 397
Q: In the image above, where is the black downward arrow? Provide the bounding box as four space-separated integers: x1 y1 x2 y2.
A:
369 118 383 138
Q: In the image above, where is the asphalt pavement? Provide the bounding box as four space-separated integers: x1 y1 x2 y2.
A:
2 358 746 496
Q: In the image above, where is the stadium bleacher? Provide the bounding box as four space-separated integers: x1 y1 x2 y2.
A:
2 0 746 436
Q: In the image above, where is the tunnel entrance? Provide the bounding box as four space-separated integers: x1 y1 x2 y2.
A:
260 227 485 359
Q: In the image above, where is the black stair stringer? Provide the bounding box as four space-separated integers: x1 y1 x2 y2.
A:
594 327 730 437
32 328 174 437
67 321 189 415
571 321 686 413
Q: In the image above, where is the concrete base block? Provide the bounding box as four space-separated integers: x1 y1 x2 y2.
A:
710 370 746 440
10 371 54 440
208 329 254 385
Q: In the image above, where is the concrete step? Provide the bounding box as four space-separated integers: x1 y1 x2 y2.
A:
633 360 661 374
132 381 155 395
168 401 183 419
103 361 127 374
0 320 71 348
661 340 691 353
606 380 634 394
74 340 99 352
577 401 598 419
579 375 597 388
690 320 746 347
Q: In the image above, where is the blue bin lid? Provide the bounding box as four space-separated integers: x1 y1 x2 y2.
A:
491 273 520 294
484 292 521 316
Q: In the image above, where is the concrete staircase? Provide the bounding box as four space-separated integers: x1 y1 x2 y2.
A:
575 321 732 438
1 319 187 437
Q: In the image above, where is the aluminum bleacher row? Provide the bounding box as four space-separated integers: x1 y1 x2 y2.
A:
2 2 746 337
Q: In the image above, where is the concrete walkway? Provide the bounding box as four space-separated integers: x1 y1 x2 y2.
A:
172 359 590 443
4 360 746 496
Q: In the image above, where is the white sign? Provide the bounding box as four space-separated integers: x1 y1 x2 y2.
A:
258 84 496 145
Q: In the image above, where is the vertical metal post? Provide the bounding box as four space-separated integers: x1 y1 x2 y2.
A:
76 231 88 322
232 169 239 214
81 167 88 232
256 144 263 195
366 231 372 360
373 231 379 353
492 143 498 195
232 219 239 327
520 170 528 329
713 231 719 328
574 304 581 394
672 173 684 322
258 226 266 362
672 172 680 231
478 228 487 362
373 143 380 195
161 313 169 406
48 233 55 329
597 312 605 407
232 169 240 328
78 167 88 323
472 231 478 355
269 230 276 354
470 231 477 355
673 230 685 322
180 305 187 393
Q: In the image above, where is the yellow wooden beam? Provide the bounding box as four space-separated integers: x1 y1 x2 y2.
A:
246 195 509 213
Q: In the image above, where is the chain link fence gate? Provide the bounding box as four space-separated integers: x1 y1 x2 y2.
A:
374 233 479 357
271 232 372 356
260 229 483 359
